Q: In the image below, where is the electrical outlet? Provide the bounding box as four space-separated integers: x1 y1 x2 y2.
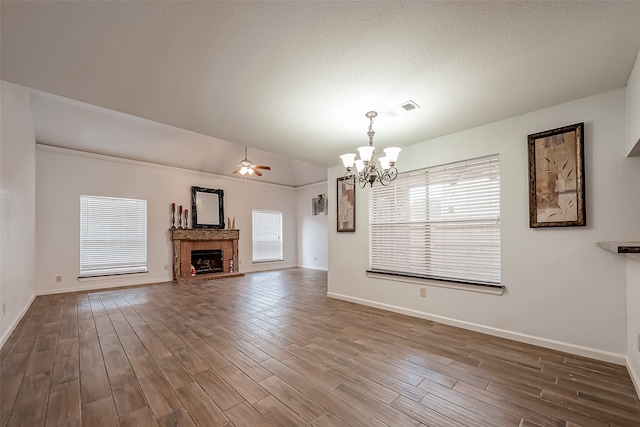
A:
56 276 62 282
2 303 6 315
164 264 168 270
420 288 426 297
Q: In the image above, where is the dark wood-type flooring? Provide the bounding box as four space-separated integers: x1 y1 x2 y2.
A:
1 268 639 426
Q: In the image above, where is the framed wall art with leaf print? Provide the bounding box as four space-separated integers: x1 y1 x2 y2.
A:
527 122 585 228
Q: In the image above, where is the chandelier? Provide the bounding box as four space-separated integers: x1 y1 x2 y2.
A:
340 111 401 188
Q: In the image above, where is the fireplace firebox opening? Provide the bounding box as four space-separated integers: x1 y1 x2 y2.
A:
191 249 223 274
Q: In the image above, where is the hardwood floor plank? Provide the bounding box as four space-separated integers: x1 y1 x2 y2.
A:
390 395 465 427
225 350 272 382
51 353 79 387
110 372 147 418
79 344 104 371
132 325 172 360
281 355 342 390
417 377 522 426
175 381 228 426
172 346 209 375
224 402 272 427
118 406 155 426
103 347 133 378
215 364 270 403
259 375 328 422
253 395 310 426
127 347 160 380
155 409 196 427
0 352 29 380
138 373 182 418
11 372 51 416
34 334 58 352
304 385 388 427
0 375 22 416
82 397 118 427
80 365 111 405
310 412 351 427
260 358 318 394
193 369 244 411
192 343 231 370
156 355 195 390
1 269 638 427
6 405 46 427
330 382 420 427
45 379 81 427
452 381 566 427
24 349 55 376
349 361 427 402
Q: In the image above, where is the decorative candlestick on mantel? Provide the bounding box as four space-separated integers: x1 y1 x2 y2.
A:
184 209 189 229
177 205 183 229
170 203 176 230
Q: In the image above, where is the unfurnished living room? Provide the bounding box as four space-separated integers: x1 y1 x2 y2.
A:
2 1 640 426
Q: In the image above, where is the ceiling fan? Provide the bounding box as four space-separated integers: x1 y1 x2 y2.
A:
233 147 271 177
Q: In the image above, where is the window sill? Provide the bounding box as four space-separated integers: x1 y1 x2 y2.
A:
366 271 504 295
78 271 148 281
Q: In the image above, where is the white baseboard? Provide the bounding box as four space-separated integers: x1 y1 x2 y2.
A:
327 292 627 366
36 277 171 296
0 293 36 349
627 356 640 399
297 264 328 271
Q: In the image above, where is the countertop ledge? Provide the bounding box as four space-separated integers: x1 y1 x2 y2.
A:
597 241 640 254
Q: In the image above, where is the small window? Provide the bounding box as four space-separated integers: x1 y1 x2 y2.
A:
252 209 283 262
369 155 501 287
80 195 147 277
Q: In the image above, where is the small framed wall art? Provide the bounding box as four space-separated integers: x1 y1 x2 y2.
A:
312 194 328 215
336 177 355 232
527 122 585 228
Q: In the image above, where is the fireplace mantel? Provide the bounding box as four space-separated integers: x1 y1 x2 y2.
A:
171 229 243 283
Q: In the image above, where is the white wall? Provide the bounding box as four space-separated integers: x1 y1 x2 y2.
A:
328 88 640 363
626 49 640 394
626 49 640 156
1 82 37 345
627 256 640 395
296 182 329 270
36 145 301 294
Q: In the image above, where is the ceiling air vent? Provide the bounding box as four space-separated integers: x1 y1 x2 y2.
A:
382 100 420 118
401 100 419 111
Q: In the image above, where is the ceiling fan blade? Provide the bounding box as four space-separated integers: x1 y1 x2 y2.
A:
254 169 263 177
232 169 239 174
254 165 271 170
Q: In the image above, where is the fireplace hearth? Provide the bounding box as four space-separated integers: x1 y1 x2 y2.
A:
191 249 223 274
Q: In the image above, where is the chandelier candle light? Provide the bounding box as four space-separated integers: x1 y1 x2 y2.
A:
340 111 401 187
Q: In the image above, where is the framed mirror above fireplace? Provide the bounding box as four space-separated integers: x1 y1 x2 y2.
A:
191 186 225 229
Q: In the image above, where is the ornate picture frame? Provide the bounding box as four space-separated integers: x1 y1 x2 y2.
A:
527 122 585 228
337 177 355 232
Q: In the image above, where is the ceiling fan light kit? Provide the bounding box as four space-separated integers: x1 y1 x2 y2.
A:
340 111 401 188
234 147 271 177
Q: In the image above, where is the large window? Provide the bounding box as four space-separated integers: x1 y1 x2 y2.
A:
252 209 283 262
369 155 501 287
80 195 148 277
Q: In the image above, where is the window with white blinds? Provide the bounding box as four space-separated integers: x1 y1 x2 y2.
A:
369 155 501 286
252 209 283 262
80 195 148 277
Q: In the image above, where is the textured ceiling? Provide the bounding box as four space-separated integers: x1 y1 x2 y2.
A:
2 1 640 186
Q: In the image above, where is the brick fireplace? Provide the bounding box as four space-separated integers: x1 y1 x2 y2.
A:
170 229 243 284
